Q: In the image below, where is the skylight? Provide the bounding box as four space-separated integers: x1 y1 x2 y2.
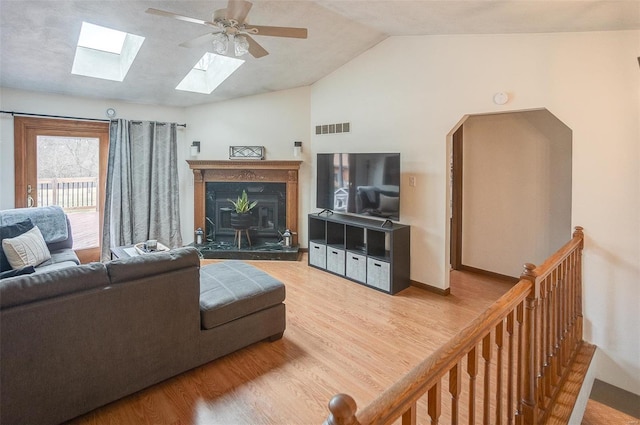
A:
176 53 244 95
193 55 212 71
72 22 144 82
77 22 127 54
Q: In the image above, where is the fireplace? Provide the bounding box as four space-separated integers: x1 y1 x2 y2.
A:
207 182 286 240
188 160 302 260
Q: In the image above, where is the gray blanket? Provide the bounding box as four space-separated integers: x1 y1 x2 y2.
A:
0 206 69 243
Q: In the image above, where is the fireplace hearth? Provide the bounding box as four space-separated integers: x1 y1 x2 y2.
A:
196 240 299 260
187 160 302 260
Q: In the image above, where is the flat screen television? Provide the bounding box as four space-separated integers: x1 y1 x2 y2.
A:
316 153 401 221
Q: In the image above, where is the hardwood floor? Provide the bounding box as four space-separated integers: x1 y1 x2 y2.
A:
68 258 514 425
582 400 640 425
582 379 640 425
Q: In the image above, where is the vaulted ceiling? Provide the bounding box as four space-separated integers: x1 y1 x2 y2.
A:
1 1 638 107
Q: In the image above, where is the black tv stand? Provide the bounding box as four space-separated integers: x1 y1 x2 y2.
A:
317 208 334 216
308 213 410 294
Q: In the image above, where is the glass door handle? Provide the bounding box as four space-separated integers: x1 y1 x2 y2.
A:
27 184 34 207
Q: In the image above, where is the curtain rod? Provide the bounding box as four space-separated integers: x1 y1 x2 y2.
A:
129 121 187 128
0 110 187 128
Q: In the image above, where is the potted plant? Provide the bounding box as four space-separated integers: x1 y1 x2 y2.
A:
228 190 257 229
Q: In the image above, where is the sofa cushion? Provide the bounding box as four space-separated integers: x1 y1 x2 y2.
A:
0 266 36 280
0 262 109 309
0 218 34 272
2 226 51 269
34 261 80 274
46 249 81 266
199 261 286 329
30 249 80 274
106 247 200 284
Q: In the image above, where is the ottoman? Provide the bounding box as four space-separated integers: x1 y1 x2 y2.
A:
199 260 286 330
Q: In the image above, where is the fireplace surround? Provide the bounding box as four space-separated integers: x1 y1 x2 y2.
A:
187 160 302 259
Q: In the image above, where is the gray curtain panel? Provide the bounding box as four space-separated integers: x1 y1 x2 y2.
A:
101 120 183 260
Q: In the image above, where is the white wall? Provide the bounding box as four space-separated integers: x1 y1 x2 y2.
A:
0 86 311 247
183 86 311 244
310 31 640 394
0 87 188 234
1 29 638 396
461 111 572 277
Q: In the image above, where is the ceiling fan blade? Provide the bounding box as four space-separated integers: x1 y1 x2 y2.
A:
244 34 268 58
244 25 308 39
179 33 218 48
226 0 252 24
146 8 216 27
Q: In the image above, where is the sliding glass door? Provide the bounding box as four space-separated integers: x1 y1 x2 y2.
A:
14 117 109 263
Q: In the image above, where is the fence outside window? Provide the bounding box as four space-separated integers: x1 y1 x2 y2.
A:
37 178 98 211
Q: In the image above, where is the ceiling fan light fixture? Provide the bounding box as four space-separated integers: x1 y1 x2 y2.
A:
148 0 307 59
234 35 250 57
211 33 228 55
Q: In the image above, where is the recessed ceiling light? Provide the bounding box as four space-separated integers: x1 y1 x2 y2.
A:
72 22 144 82
176 52 244 94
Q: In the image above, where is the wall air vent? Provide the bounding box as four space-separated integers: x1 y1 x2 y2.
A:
315 122 350 135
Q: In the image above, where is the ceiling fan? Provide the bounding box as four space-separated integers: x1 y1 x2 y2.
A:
146 0 308 58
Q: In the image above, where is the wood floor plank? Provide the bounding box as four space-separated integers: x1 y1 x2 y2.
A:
581 399 640 425
67 258 514 425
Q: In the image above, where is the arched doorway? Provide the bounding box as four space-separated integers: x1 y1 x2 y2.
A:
449 109 572 279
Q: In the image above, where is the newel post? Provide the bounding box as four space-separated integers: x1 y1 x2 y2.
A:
324 394 360 425
520 263 539 425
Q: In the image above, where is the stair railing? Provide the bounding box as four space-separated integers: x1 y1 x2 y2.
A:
323 227 584 425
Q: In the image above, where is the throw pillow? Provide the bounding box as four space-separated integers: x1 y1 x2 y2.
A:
0 265 36 280
0 218 35 272
2 226 51 269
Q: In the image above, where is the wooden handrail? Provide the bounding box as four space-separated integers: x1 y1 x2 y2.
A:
535 226 583 277
324 227 585 425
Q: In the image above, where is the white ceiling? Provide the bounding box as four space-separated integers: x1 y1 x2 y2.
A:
1 1 639 108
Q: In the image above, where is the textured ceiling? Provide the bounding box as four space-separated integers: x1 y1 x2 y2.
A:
1 1 639 107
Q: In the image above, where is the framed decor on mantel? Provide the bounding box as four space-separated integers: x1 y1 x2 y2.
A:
229 146 265 160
